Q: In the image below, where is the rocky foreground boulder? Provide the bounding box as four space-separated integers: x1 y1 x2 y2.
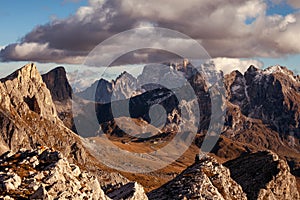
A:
148 151 300 200
107 182 148 200
0 146 109 199
224 151 300 200
147 155 247 200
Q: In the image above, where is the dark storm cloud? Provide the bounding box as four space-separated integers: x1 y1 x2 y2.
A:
1 0 300 64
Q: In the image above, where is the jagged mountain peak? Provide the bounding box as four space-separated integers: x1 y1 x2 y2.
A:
42 66 72 102
76 70 139 103
264 65 292 75
232 69 244 77
226 63 300 132
115 71 136 82
2 63 41 83
41 66 74 130
246 65 259 73
242 64 297 80
0 63 57 120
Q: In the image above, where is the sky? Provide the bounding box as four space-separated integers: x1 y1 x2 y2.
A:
0 0 300 81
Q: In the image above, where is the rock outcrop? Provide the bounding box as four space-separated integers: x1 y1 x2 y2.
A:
0 63 84 159
224 151 300 200
0 63 57 121
147 155 247 200
107 182 148 200
0 146 109 200
42 67 74 130
41 67 72 102
225 65 300 137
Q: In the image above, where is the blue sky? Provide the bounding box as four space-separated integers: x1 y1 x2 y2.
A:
266 0 299 16
0 0 88 46
0 0 300 77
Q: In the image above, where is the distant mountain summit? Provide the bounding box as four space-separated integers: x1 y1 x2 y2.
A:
226 65 300 133
76 71 139 104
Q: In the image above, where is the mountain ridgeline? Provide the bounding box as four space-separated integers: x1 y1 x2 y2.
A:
0 63 300 199
70 63 300 173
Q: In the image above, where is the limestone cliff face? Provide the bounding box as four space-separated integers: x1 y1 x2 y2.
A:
41 67 72 102
42 67 74 130
0 63 83 159
224 151 300 200
0 63 129 193
0 63 57 120
225 65 300 136
147 155 247 200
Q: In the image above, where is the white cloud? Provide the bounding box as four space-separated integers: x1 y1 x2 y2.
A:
211 57 263 74
1 0 300 64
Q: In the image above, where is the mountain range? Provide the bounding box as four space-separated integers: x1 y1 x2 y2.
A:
0 62 299 199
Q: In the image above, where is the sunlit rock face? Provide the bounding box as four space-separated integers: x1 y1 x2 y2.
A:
147 155 247 200
225 65 300 136
0 147 110 200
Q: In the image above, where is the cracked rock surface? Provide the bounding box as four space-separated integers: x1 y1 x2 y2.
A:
0 146 109 200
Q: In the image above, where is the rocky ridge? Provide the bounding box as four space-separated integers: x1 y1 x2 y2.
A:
0 146 108 199
147 155 247 200
1 146 298 200
225 65 300 137
224 151 300 200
